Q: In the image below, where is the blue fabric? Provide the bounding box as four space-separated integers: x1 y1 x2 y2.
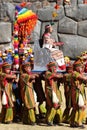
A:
0 57 3 64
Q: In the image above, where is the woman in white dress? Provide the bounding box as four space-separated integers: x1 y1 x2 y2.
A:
42 24 66 71
42 24 63 50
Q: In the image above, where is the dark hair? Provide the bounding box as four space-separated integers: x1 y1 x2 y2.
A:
44 24 51 33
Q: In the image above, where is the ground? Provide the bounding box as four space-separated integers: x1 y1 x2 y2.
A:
0 123 87 130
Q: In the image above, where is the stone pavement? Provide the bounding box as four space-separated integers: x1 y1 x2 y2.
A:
0 123 87 130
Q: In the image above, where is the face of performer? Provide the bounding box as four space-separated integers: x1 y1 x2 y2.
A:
75 66 83 73
50 66 57 73
80 65 85 73
49 26 53 33
67 68 73 73
4 68 11 74
45 25 53 33
25 66 31 73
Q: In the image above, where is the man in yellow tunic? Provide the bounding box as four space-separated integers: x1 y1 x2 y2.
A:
0 62 16 124
20 62 38 125
70 60 87 128
44 62 63 126
62 65 73 123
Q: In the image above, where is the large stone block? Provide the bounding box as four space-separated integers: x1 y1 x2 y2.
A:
78 0 84 4
71 0 78 5
58 34 87 59
31 20 41 42
37 5 65 21
78 20 87 37
65 4 87 21
0 2 15 22
4 3 15 22
13 0 25 2
65 5 80 21
0 3 7 20
58 17 77 34
0 22 12 43
29 1 42 12
55 0 63 5
78 4 87 20
28 0 36 2
0 0 13 2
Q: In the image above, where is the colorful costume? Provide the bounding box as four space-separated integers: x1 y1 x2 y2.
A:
0 62 16 123
63 65 73 123
70 60 87 128
44 62 63 125
20 62 36 125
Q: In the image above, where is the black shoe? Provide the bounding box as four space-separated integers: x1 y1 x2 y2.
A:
36 114 39 120
57 123 63 126
39 113 46 119
70 124 75 128
30 122 36 126
4 121 12 124
79 125 85 129
70 124 78 128
41 113 46 118
47 122 54 126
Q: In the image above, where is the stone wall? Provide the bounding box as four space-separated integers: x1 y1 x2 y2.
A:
0 0 87 59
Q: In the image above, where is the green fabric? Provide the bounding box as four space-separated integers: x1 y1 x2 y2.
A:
47 107 63 123
47 108 56 122
45 71 62 108
28 109 36 123
0 72 6 87
70 71 86 125
39 103 47 114
73 71 80 80
56 108 63 123
80 83 86 100
25 85 33 108
22 107 36 124
46 71 52 79
20 73 35 109
4 108 13 122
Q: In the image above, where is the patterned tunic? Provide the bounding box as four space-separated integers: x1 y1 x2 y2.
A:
0 72 14 108
71 71 86 109
45 71 62 108
20 73 35 109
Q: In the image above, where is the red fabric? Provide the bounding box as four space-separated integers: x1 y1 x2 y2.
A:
84 63 87 72
3 78 8 87
84 0 87 4
58 64 66 70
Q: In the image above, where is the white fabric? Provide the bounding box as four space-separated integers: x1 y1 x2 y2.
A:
43 43 53 50
56 58 65 66
2 91 7 105
33 90 37 102
78 93 84 107
52 90 59 104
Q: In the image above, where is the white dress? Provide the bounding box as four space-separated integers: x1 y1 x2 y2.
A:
43 33 66 71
